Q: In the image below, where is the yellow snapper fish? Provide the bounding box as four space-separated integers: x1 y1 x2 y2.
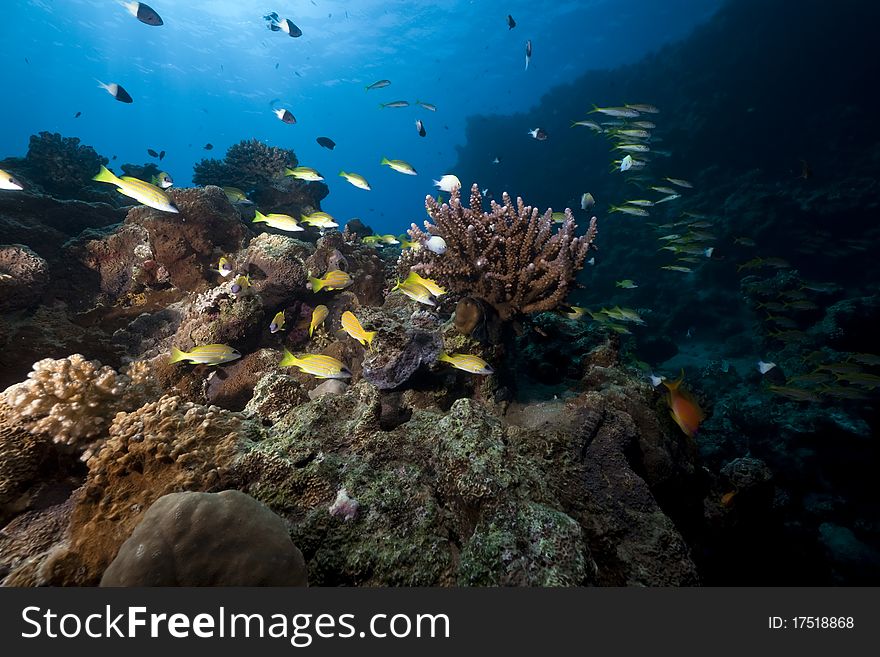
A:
609 205 649 217
379 234 400 245
611 128 651 139
230 274 250 297
404 270 446 297
616 279 638 289
309 269 352 292
341 311 377 349
665 177 694 188
560 306 589 320
151 171 173 189
571 120 603 131
625 103 660 114
269 310 286 334
590 105 640 118
361 235 382 245
0 169 23 190
438 352 494 375
380 157 418 176
223 187 252 204
605 306 645 324
285 166 324 181
661 265 693 273
280 350 351 379
614 143 650 153
650 185 678 195
309 305 329 336
300 211 338 228
92 165 179 213
169 344 241 365
398 234 420 250
253 210 304 232
392 279 436 306
215 256 234 277
339 170 371 190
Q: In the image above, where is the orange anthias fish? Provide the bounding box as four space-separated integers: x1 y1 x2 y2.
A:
662 370 706 438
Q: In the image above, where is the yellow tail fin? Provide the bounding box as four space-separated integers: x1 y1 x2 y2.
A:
92 165 119 184
279 349 299 367
168 347 188 364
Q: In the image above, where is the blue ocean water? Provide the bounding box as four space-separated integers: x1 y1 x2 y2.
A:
0 0 720 233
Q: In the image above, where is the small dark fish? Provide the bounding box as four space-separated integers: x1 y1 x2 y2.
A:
147 148 159 158
74 111 81 118
204 143 214 150
112 155 117 160
275 62 279 69
98 81 133 103
159 150 165 160
295 71 301 77
416 119 426 137
277 18 302 37
316 137 336 150
507 14 516 29
525 39 532 70
25 57 29 64
122 2 163 27
273 108 296 124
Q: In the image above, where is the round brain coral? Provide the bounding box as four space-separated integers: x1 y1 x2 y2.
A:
100 490 307 586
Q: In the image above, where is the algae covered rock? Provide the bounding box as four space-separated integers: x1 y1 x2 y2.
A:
0 244 49 312
100 490 307 586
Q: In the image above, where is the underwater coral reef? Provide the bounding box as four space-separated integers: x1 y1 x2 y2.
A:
1 0 878 588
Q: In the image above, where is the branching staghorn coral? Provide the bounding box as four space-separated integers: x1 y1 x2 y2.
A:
1 355 161 458
404 183 597 320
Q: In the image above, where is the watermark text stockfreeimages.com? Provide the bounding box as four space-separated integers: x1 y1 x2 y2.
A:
21 605 451 647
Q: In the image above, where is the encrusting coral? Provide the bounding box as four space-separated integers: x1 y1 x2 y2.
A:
0 355 161 457
404 183 598 320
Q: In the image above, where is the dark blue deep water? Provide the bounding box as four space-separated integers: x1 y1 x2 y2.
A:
0 0 877 587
